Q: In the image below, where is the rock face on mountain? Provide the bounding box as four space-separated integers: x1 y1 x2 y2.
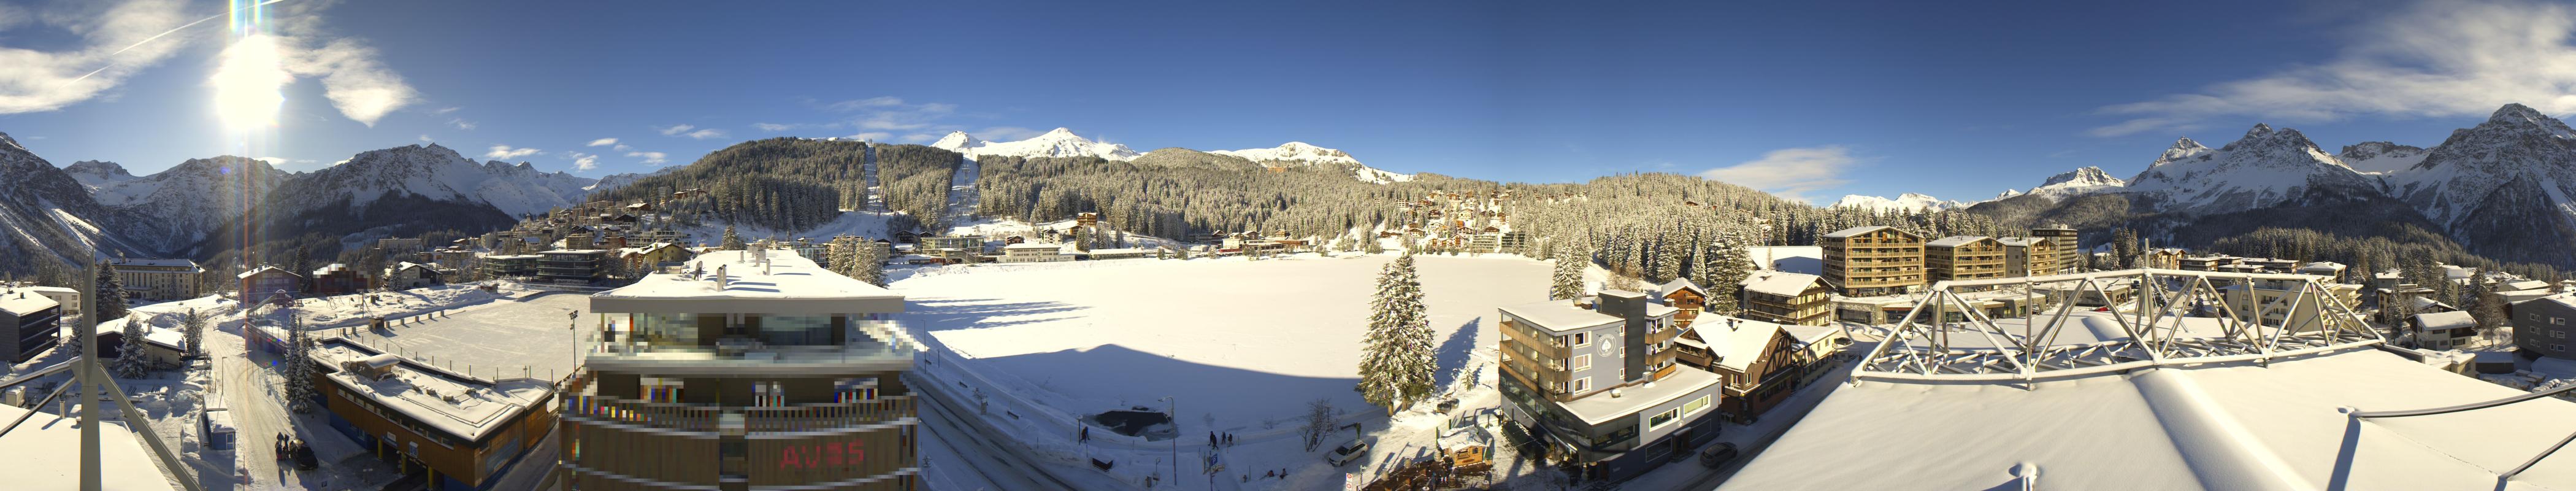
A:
2337 141 2430 174
64 160 137 189
2123 125 2380 215
192 144 582 261
1993 166 2126 202
0 133 141 274
2385 104 2576 265
94 156 291 255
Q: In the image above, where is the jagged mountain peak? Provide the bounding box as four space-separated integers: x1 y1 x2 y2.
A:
2244 123 2275 139
933 127 1139 161
2491 102 2551 123
2125 122 2370 214
1040 127 1078 137
1209 141 1411 184
2041 166 2122 187
2336 141 2431 174
64 160 136 187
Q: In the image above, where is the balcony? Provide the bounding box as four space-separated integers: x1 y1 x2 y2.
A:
562 390 915 435
585 317 922 374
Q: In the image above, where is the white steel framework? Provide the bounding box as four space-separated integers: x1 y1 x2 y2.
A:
1852 268 2380 385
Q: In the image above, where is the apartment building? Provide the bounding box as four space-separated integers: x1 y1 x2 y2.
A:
1923 236 2006 284
1996 237 2055 278
237 266 305 305
2411 311 2479 350
2030 225 2080 274
1673 316 1843 423
564 249 919 490
308 339 558 490
1820 226 1924 297
0 292 61 363
109 258 203 301
311 263 374 296
538 250 607 285
1498 291 1717 482
484 255 542 280
1737 271 1832 327
998 243 1073 263
2513 295 2576 359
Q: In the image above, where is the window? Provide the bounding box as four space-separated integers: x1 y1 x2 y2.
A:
2556 331 2566 339
1681 395 1712 416
2558 317 2567 326
1572 377 1591 393
1571 332 1590 347
1649 408 1682 428
1572 354 1592 371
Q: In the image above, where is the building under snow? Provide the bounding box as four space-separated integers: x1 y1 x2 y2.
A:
562 249 920 490
1497 290 1722 482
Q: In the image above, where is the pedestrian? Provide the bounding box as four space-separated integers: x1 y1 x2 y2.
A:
1209 431 1217 448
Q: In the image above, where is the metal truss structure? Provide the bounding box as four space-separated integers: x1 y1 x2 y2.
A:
1851 268 2382 385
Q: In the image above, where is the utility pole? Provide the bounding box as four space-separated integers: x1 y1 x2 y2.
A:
80 263 99 491
1162 396 1176 487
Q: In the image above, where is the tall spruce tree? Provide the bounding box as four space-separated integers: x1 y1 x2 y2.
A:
856 240 889 287
1358 253 1436 416
95 260 126 321
284 314 318 412
1551 247 1587 300
1705 232 1752 315
112 314 149 378
721 225 746 250
182 309 205 360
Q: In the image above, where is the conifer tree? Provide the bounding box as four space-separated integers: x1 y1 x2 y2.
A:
283 315 318 413
1705 231 1753 315
112 314 149 378
182 309 205 360
95 260 127 321
721 225 746 250
1358 253 1436 416
855 240 889 287
1551 247 1587 300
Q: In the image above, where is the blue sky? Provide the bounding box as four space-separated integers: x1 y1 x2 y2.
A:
3 0 2570 203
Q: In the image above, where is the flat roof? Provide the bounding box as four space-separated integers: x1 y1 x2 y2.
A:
1926 236 1993 247
109 258 197 268
1557 366 1720 425
312 340 553 443
0 404 176 490
1725 347 2576 490
2414 311 2476 330
1 293 59 316
592 250 905 314
1823 225 1896 238
1499 299 1620 332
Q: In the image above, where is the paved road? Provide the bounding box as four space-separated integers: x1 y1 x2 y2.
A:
908 371 1081 490
210 318 400 490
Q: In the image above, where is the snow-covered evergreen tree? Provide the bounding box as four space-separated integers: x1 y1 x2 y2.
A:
855 240 889 287
95 260 127 321
1357 253 1437 416
1363 235 1386 254
1551 247 1587 300
182 309 205 360
112 314 149 378
283 315 318 413
721 225 745 250
1704 231 1752 315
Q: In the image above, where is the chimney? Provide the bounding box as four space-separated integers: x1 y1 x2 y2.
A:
715 265 728 289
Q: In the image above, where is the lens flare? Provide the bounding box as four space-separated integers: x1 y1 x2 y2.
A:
212 34 288 133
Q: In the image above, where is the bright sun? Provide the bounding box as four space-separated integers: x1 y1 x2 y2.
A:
211 34 288 133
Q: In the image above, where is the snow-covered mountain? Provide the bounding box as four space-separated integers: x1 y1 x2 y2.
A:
932 128 1141 161
588 166 676 193
2337 141 2429 175
2385 103 2576 260
1830 193 1961 212
91 156 291 253
270 144 598 218
1991 166 2126 201
1211 142 1414 184
2122 125 2378 214
0 132 143 274
64 160 137 190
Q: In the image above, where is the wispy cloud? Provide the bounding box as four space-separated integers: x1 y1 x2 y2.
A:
626 151 668 164
655 124 726 139
567 151 599 171
657 124 696 136
683 128 724 139
485 145 541 160
431 106 459 115
447 118 475 130
417 134 432 142
0 0 196 114
754 123 796 131
255 157 288 166
2092 0 2576 137
1696 146 1860 203
586 137 618 147
269 1 418 126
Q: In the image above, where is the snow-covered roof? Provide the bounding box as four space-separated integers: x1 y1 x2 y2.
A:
1995 236 2049 247
2413 311 2476 330
2502 280 2551 292
540 249 607 255
312 263 352 277
236 265 299 279
310 341 553 442
1498 299 1620 332
1782 324 1842 346
1657 278 1704 299
1692 316 1784 373
592 250 905 314
0 403 177 490
109 258 198 268
1822 225 1898 239
1002 242 1063 250
1086 248 1151 255
19 285 76 295
1739 271 1825 297
1724 346 2576 490
1925 236 1992 248
1557 366 1720 426
0 292 58 316
1646 303 1678 318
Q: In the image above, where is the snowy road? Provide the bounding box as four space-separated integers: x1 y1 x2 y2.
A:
909 371 1086 490
210 318 401 490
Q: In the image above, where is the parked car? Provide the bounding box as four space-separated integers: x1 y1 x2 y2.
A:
1327 438 1374 466
1698 442 1740 468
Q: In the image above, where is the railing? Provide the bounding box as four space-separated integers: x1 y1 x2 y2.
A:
563 387 916 434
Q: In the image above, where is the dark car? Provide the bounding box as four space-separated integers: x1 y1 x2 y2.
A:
291 441 320 470
1698 442 1740 468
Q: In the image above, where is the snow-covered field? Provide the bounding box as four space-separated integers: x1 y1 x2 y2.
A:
894 252 1560 487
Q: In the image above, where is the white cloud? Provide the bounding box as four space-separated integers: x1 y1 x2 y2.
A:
255 157 288 166
821 96 907 111
683 128 726 140
1696 146 1860 203
754 123 795 131
611 144 632 151
418 134 433 142
567 152 599 171
657 124 696 136
2093 0 2576 137
447 118 475 130
845 131 892 141
265 0 418 127
332 158 350 166
0 0 196 114
586 137 618 147
485 145 541 160
431 106 459 115
626 151 668 164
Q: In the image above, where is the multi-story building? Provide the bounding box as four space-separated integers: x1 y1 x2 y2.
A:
485 255 543 280
563 250 919 490
1820 226 1924 297
2411 311 2479 350
383 262 445 290
304 338 561 490
1498 291 1717 482
2513 295 2576 358
997 243 1072 263
1657 279 1706 328
310 263 373 296
1737 271 1831 326
109 258 203 301
1923 236 2006 284
1996 237 2055 278
0 292 61 363
2030 225 2080 274
2142 248 2188 270
539 250 607 285
1674 316 1831 423
237 265 305 305
2179 255 2240 272
2218 276 2364 329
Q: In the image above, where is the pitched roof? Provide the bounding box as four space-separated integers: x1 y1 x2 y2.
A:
237 265 299 279
2413 311 2477 330
1739 270 1826 296
1658 278 1705 298
1823 225 1902 239
1692 316 1786 373
1925 236 1993 248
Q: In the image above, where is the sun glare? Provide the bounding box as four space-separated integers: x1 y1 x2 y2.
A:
212 33 287 133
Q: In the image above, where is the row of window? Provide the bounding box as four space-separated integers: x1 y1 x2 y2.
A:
1646 395 1714 430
